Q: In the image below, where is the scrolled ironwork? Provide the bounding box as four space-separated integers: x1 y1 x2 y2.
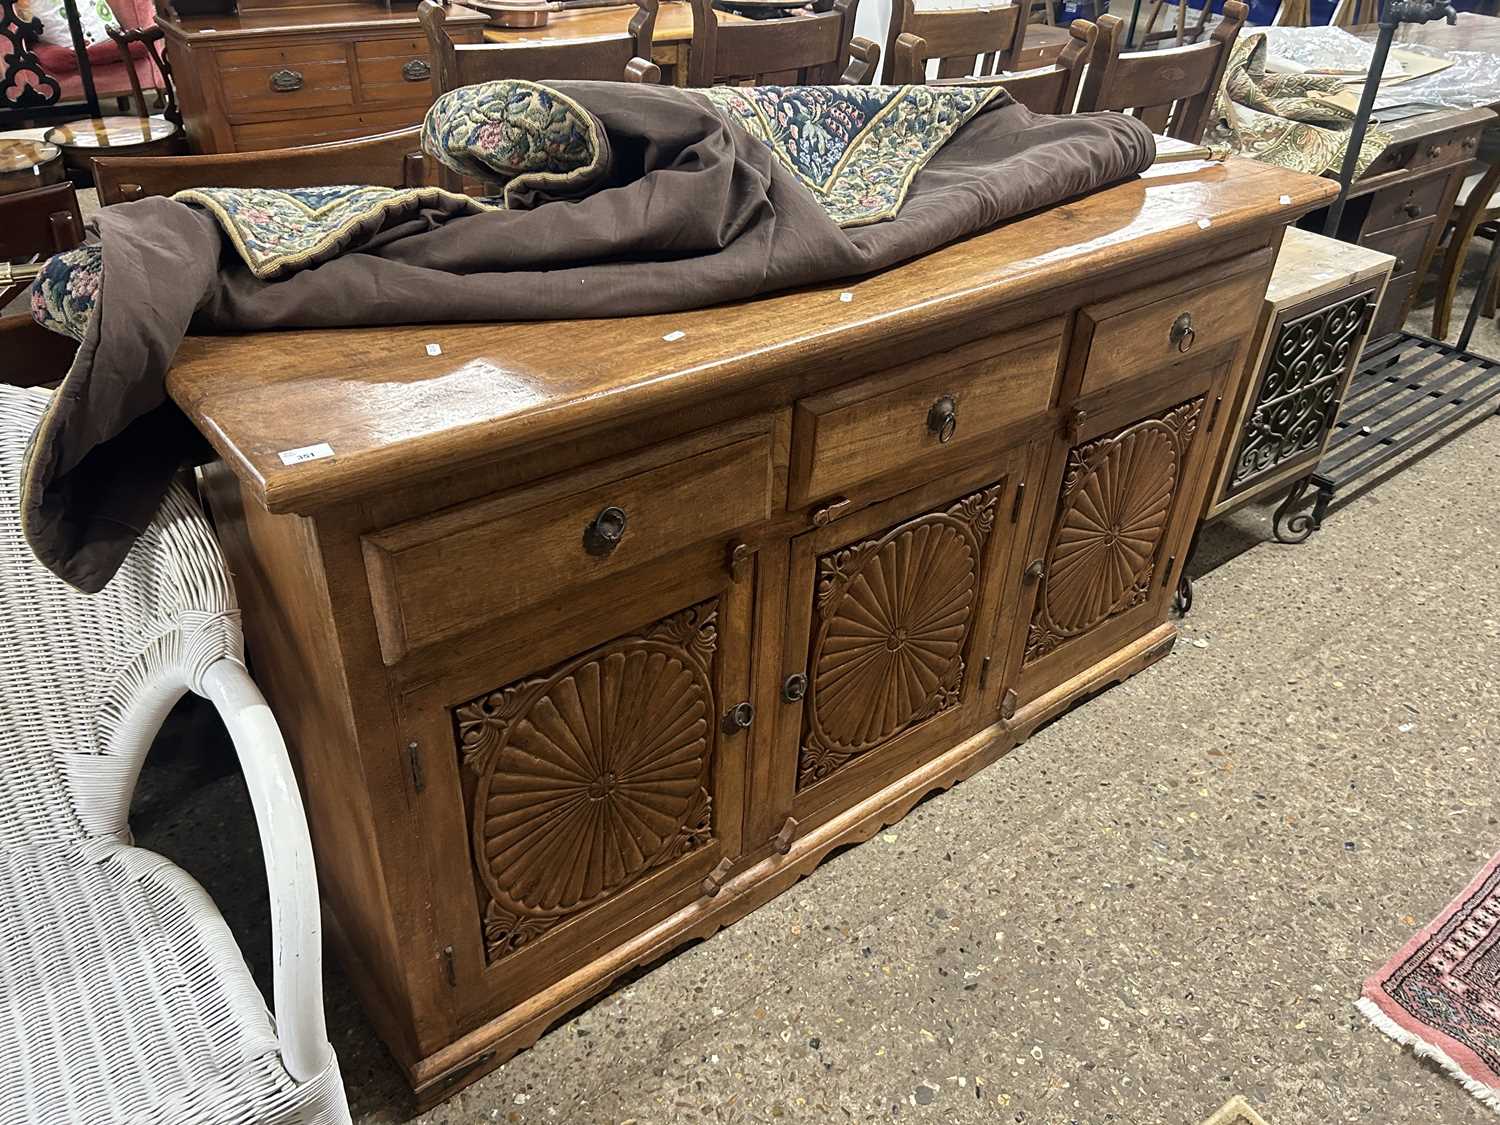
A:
1227 292 1371 497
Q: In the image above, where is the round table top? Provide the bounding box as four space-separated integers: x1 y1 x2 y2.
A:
45 115 179 150
0 138 60 175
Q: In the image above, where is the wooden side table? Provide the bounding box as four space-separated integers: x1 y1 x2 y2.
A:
0 139 64 194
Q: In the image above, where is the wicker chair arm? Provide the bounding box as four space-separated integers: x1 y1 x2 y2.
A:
200 658 333 1084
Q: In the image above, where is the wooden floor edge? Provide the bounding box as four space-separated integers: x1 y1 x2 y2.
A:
404 622 1181 1103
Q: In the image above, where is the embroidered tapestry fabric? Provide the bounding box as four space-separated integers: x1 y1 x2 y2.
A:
702 85 1005 227
175 185 494 281
1208 33 1389 179
1359 851 1500 1114
22 79 1155 592
421 80 612 200
30 244 100 342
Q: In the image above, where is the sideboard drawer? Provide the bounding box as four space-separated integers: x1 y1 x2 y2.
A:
1362 218 1435 279
218 43 355 116
355 36 434 105
789 319 1063 507
363 425 777 663
1364 174 1449 234
1075 251 1271 398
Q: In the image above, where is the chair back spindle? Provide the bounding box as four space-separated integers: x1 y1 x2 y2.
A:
1077 1 1245 143
891 16 1092 115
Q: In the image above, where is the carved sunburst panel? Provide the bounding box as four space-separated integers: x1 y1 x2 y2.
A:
455 602 719 962
799 487 1000 790
1025 399 1202 665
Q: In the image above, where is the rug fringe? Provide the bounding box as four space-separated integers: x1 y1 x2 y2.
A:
1357 996 1500 1116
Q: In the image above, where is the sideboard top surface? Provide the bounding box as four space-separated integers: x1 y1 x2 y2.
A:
159 2 489 41
167 157 1336 515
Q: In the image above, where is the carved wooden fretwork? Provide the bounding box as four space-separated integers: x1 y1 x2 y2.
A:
1024 398 1203 664
797 487 1000 791
1 0 60 112
1226 291 1371 497
455 602 719 963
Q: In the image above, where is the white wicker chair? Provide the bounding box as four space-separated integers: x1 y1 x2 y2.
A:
0 384 352 1125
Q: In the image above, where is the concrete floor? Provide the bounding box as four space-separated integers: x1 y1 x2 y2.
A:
132 269 1500 1125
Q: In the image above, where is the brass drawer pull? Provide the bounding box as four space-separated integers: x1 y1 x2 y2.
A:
1170 312 1195 353
926 394 957 443
269 69 304 93
582 505 627 556
1426 144 1443 159
402 58 431 82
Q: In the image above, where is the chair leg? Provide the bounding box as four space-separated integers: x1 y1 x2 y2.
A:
1432 164 1500 340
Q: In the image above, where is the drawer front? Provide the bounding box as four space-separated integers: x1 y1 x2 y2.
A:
1364 174 1449 234
1366 126 1482 179
789 319 1063 506
1362 218 1435 280
1076 251 1271 398
363 426 778 663
230 105 420 151
355 36 435 105
217 42 354 116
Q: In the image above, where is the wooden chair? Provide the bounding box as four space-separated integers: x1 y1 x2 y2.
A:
1077 2 1246 143
0 183 84 307
686 0 879 86
1138 0 1214 49
92 127 429 206
108 24 181 126
892 18 1094 115
0 314 78 389
881 0 1029 84
1330 0 1380 26
421 0 661 93
1431 164 1500 339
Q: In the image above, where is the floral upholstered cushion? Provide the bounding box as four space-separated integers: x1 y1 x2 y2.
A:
702 85 1005 227
422 79 609 203
30 243 100 342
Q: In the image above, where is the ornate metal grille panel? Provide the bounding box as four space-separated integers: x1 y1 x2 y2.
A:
1226 290 1374 498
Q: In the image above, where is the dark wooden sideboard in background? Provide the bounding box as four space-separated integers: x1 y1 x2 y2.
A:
158 0 487 153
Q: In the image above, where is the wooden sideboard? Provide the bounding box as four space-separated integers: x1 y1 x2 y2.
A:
159 1 488 153
165 156 1336 1104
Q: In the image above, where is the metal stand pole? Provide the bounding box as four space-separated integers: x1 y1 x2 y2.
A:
61 0 101 120
1322 0 1457 240
1125 0 1146 46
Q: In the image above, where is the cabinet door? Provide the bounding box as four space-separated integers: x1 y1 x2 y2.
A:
1008 362 1229 711
397 554 754 1024
769 446 1031 832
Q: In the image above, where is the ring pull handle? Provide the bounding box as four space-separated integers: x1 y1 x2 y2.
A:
1170 312 1195 354
926 394 957 443
583 505 627 556
269 68 304 93
402 58 432 81
721 701 755 735
1023 558 1045 583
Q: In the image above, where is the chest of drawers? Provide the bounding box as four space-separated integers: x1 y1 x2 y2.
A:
167 156 1336 1105
160 1 488 153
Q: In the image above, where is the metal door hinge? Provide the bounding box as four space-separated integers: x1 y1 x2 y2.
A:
999 688 1018 721
406 740 425 794
1162 555 1176 586
812 496 853 527
1010 481 1026 523
979 655 991 689
772 816 798 854
726 539 752 582
441 945 456 987
701 857 734 897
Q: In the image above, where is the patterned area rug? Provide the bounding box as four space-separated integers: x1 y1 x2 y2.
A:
1360 852 1500 1115
1201 1096 1269 1125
